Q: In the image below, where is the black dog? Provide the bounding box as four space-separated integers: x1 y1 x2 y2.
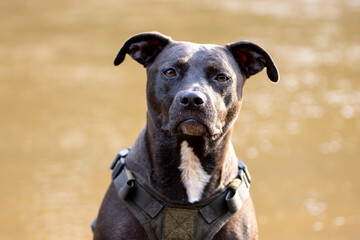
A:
93 32 278 240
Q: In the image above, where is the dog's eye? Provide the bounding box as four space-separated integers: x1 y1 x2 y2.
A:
163 68 176 78
215 74 229 82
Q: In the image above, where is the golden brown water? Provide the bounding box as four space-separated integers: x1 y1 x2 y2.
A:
1 0 359 239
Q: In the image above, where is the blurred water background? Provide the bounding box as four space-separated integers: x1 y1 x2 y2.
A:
1 0 359 239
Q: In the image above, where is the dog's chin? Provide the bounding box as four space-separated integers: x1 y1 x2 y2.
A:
161 118 223 139
177 119 207 137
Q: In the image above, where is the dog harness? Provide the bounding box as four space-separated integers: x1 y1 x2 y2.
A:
109 148 252 240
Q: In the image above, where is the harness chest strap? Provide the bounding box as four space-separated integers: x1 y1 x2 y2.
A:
110 149 251 240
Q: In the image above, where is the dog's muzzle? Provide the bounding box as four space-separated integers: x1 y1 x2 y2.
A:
163 90 222 137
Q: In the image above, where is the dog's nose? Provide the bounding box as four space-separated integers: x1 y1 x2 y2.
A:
179 91 206 109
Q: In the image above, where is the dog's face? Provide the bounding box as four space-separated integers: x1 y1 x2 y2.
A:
114 32 278 140
146 42 244 139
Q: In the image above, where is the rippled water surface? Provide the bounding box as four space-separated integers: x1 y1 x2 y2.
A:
1 0 359 239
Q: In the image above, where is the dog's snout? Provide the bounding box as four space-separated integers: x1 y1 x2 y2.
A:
179 91 206 109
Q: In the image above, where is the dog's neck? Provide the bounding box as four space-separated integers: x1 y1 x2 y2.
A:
137 116 239 203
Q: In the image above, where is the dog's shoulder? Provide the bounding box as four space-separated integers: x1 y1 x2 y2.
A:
214 197 258 240
93 183 149 240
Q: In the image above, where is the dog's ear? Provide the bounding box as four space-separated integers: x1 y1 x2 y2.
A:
226 41 279 82
114 32 172 67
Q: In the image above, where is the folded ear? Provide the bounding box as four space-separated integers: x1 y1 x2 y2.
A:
114 32 172 67
226 41 279 82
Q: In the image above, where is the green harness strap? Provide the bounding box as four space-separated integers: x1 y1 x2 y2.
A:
110 148 251 240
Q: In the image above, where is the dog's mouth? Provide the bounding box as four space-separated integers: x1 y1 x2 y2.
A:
177 119 207 136
161 100 224 139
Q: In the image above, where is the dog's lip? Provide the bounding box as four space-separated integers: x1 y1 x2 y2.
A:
177 118 208 136
177 118 204 127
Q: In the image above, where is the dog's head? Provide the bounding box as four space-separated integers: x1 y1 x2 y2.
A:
115 32 278 140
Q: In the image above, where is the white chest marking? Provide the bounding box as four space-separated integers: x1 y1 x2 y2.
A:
179 141 211 203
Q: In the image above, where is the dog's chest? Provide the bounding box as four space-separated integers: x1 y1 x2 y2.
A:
179 141 211 203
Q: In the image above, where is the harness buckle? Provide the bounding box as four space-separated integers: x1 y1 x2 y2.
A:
238 160 252 185
110 148 131 179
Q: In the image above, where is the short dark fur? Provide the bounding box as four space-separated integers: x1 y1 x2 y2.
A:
94 32 278 240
